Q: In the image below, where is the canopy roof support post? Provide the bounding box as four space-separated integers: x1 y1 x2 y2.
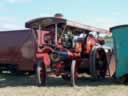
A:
38 24 41 46
55 24 58 45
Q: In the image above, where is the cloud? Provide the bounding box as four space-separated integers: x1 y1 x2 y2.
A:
94 17 116 29
83 17 119 29
0 16 24 31
0 23 23 31
0 3 9 12
94 17 128 29
5 0 32 4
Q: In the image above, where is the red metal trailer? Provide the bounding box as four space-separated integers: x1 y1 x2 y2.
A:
0 29 36 73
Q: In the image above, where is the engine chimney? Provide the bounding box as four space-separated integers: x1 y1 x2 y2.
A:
54 13 63 18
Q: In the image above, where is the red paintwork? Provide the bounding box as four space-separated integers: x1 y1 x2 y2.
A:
36 30 53 67
36 53 50 66
84 35 96 55
55 62 64 76
36 30 50 46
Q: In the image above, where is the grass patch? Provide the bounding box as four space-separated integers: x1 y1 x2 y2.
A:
0 73 128 96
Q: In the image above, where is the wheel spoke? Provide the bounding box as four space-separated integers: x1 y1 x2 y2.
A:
71 60 78 86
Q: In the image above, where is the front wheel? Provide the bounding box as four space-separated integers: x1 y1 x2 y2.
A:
71 60 78 86
36 60 47 86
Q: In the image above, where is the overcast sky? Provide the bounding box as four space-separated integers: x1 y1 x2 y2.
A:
0 0 127 31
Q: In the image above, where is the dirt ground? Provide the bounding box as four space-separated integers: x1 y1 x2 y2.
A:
0 73 128 96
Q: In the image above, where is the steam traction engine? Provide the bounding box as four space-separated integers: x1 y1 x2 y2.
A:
25 17 111 86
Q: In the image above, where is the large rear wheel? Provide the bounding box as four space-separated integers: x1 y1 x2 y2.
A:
36 60 47 86
90 46 108 79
